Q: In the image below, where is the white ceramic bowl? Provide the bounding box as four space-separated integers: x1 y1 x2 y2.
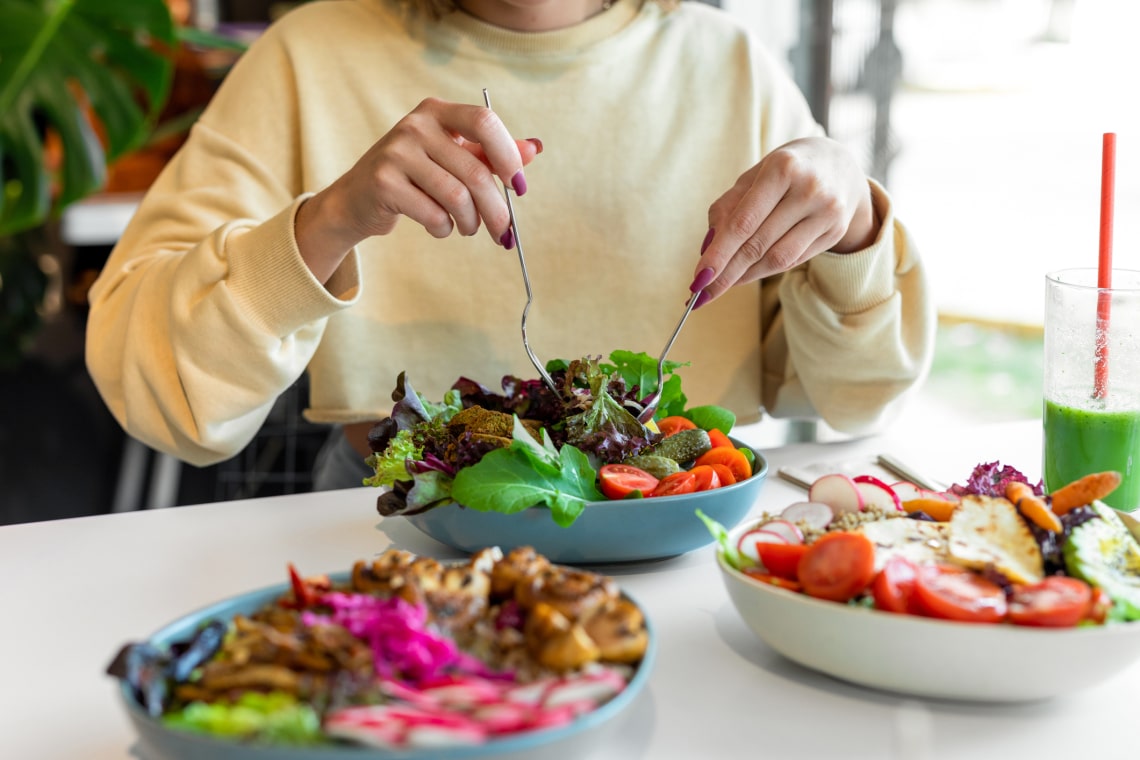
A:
716 521 1140 702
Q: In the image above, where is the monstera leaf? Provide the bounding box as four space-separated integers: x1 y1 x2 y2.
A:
0 0 177 235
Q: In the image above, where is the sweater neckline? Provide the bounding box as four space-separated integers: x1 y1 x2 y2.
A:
439 0 644 57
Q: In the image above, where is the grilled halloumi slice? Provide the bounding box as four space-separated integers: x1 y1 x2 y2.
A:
857 518 950 572
947 495 1044 584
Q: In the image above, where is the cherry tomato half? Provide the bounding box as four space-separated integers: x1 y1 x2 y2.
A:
709 463 737 486
1086 586 1114 625
913 564 1007 624
707 428 734 449
1008 576 1093 628
650 471 698 497
689 464 722 491
871 555 919 614
755 542 809 582
797 531 877 602
598 464 659 500
693 447 752 483
742 569 803 592
657 416 697 437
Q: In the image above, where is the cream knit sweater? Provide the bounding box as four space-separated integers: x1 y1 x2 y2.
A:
86 0 935 466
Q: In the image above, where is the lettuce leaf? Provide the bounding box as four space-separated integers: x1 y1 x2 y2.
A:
606 349 688 418
696 508 749 570
363 429 420 488
451 418 603 527
684 404 736 436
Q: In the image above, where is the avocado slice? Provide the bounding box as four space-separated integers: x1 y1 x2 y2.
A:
1063 501 1140 620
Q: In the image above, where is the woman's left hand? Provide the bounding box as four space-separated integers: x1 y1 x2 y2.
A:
692 136 878 304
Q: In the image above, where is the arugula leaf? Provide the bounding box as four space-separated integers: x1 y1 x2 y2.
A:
451 419 603 527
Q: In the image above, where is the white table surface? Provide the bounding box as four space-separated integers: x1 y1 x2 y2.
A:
6 418 1138 760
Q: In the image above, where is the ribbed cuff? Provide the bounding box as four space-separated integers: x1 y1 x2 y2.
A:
225 195 361 337
806 179 896 314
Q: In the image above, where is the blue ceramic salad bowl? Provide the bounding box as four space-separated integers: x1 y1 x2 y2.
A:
114 570 657 759
405 439 768 565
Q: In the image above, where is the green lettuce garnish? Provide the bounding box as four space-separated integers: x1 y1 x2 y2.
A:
684 404 736 436
451 418 604 527
696 508 751 570
363 429 420 488
163 691 322 744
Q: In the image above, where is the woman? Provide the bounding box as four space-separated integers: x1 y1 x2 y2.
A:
86 0 934 490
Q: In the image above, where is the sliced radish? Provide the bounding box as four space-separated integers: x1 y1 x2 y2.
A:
472 703 534 734
888 481 925 503
780 501 834 531
808 473 864 514
757 518 804 544
853 475 902 511
405 724 487 747
922 488 960 503
736 527 788 565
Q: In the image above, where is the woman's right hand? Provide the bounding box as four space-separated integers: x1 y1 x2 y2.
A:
295 97 542 283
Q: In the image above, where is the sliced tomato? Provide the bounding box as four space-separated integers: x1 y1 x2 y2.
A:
913 565 1007 624
742 569 803 592
755 542 808 581
689 464 722 491
871 556 919 614
650 470 698 497
797 531 876 602
709 463 737 486
1008 576 1093 628
598 464 659 500
694 446 752 483
707 428 734 449
657 416 697 437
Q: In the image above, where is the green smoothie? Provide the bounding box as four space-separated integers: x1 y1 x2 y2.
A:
1043 399 1140 510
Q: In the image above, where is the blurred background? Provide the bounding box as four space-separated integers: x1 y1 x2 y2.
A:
2 0 1137 524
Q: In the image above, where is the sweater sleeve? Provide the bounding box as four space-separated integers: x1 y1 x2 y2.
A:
85 34 361 466
760 180 936 434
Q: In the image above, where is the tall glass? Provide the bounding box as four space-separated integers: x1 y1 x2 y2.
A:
1043 268 1140 510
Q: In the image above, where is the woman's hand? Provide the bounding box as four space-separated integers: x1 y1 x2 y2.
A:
690 137 877 305
295 97 541 283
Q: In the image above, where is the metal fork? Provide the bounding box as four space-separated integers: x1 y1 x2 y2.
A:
483 89 557 394
637 289 703 424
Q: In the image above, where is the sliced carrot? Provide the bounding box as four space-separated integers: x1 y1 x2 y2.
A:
694 446 752 482
707 428 734 449
1006 481 1063 533
1049 471 1123 515
901 497 957 522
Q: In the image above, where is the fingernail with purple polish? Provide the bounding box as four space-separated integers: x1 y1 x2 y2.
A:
692 290 712 310
511 171 527 196
500 229 514 249
690 267 715 293
700 227 715 255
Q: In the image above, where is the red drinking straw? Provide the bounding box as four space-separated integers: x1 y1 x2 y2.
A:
1094 132 1116 400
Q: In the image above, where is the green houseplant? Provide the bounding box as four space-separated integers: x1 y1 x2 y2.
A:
0 0 177 365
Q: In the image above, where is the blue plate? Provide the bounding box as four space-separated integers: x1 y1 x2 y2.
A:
116 572 656 760
407 440 768 564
